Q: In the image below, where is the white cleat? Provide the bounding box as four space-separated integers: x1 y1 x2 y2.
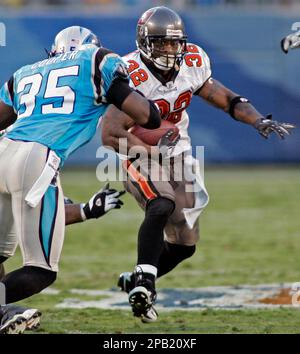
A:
141 305 158 323
0 314 27 334
128 285 158 323
23 309 42 331
0 305 41 334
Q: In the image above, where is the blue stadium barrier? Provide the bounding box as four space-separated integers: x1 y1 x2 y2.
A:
0 10 299 164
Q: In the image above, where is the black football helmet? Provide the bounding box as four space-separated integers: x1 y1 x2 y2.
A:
136 6 187 71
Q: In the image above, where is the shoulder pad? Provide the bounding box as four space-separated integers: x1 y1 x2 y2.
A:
114 63 129 81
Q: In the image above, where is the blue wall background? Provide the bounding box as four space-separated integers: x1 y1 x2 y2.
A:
0 10 299 164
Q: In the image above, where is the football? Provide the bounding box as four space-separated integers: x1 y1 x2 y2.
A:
129 120 179 146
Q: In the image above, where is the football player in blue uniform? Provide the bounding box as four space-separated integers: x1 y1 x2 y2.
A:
0 183 126 273
0 26 161 334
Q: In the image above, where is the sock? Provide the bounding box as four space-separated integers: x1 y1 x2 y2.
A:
137 197 174 267
157 242 196 278
134 264 157 285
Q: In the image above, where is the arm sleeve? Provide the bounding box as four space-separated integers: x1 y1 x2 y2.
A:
106 78 134 109
94 48 131 107
100 52 130 97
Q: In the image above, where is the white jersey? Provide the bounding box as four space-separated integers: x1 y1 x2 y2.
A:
122 43 211 156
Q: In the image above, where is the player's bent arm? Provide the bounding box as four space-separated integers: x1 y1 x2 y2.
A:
65 204 83 225
121 91 161 129
102 105 153 155
106 79 161 129
0 101 17 131
198 78 262 126
102 105 178 158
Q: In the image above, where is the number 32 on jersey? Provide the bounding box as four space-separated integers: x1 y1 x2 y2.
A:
155 91 192 124
127 45 202 123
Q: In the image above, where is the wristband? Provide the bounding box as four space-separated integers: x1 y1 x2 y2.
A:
229 96 250 120
80 203 87 221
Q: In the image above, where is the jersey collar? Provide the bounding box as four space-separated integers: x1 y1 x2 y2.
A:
140 54 179 86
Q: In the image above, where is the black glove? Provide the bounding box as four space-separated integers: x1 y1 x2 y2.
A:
82 183 125 220
254 114 296 140
158 129 180 158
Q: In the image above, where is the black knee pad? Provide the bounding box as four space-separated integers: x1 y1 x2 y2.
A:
146 197 175 218
1 265 57 303
23 266 57 292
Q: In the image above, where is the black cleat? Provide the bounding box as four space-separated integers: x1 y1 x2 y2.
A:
118 272 135 294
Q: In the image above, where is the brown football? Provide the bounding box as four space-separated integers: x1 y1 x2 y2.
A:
130 120 179 146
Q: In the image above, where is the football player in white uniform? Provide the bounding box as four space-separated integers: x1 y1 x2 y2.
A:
101 6 295 323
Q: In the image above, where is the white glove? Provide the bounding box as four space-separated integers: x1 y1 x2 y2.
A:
158 129 180 159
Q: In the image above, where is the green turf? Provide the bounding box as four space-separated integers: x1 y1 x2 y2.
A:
5 166 300 333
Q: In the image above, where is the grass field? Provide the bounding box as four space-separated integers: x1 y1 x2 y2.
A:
5 166 300 334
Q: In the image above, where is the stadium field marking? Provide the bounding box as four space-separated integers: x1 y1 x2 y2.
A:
50 283 298 311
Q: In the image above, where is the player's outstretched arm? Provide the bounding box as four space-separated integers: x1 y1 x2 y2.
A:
197 77 295 139
65 183 125 226
0 101 17 131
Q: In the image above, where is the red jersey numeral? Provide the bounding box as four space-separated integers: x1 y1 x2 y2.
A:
186 44 199 53
127 60 149 87
185 54 202 67
154 99 170 120
184 44 202 67
127 60 139 74
155 91 192 124
130 69 149 87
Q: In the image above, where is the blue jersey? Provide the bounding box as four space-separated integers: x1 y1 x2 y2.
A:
0 47 129 163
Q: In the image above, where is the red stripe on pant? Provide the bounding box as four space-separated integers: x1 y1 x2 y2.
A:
125 160 157 201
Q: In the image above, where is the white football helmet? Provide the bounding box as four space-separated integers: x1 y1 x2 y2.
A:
49 26 101 57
